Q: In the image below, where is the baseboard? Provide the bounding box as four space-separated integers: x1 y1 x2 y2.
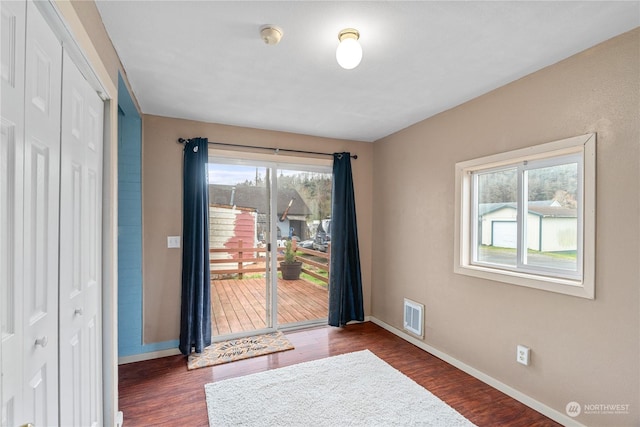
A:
118 347 182 365
369 316 584 427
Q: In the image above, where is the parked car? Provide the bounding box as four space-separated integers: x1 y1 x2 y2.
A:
313 219 331 252
299 239 314 249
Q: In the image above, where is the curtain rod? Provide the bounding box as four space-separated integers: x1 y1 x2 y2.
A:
177 138 357 159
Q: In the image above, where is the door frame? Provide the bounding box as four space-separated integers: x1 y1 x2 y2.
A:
208 150 331 341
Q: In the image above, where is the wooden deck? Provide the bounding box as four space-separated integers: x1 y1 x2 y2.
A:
211 277 328 336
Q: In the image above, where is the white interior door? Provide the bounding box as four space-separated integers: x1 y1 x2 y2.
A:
22 1 62 425
1 1 27 425
59 50 104 427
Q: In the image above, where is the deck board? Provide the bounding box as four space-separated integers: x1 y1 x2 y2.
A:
211 277 328 336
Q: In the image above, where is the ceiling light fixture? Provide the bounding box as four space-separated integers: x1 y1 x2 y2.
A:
336 28 362 70
260 25 283 45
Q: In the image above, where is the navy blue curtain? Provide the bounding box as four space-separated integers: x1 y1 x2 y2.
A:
328 153 364 327
179 137 212 355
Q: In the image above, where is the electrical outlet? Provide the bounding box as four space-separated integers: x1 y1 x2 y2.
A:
517 345 530 365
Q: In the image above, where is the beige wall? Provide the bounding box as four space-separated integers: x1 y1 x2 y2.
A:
69 1 118 86
70 0 141 111
142 115 373 342
372 28 639 425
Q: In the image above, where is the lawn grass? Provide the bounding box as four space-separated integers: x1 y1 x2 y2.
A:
300 272 328 288
480 245 577 260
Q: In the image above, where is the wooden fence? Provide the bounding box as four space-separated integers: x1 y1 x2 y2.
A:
294 242 331 285
209 239 330 284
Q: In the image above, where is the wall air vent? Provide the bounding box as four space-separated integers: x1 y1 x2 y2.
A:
403 298 424 338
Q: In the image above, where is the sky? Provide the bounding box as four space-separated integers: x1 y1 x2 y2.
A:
208 164 259 185
208 163 327 185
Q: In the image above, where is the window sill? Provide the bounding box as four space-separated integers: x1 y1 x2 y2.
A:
454 263 594 299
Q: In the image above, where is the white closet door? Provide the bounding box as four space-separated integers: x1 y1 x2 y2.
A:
1 1 26 425
21 1 62 425
2 2 105 426
59 49 104 427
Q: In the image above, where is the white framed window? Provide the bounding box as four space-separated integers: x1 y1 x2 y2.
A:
454 133 596 299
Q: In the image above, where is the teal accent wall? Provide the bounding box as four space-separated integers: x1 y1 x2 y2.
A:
117 73 178 356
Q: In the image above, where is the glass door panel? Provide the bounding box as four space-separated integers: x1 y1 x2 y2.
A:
208 158 332 337
208 162 272 337
275 167 331 328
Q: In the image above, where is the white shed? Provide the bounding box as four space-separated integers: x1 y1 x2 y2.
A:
480 201 577 252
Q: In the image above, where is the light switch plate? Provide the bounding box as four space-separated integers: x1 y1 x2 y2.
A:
167 236 181 248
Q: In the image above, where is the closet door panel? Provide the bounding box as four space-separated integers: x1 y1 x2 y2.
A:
0 0 26 424
59 51 85 426
84 75 104 427
22 1 62 425
60 49 103 427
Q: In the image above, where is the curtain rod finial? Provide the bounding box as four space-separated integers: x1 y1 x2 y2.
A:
178 138 188 144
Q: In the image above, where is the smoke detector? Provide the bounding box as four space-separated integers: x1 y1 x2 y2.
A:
260 25 283 45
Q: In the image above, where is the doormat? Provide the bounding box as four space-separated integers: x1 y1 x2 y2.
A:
187 331 294 370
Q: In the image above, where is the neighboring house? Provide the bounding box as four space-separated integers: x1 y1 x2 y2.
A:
209 184 312 240
208 205 258 272
480 200 577 252
208 185 312 274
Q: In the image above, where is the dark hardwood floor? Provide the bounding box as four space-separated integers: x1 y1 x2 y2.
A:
118 322 561 427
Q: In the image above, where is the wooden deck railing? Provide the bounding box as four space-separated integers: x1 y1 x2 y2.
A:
209 239 330 284
292 240 330 285
209 240 267 278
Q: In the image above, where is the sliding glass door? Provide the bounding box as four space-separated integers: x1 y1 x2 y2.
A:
208 156 331 339
274 166 332 330
208 161 272 336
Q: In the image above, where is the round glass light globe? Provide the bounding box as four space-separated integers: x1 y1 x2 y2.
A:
336 38 362 70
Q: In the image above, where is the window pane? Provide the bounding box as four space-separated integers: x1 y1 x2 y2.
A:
523 162 578 272
475 168 518 266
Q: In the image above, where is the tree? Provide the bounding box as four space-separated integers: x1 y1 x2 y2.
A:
477 164 577 206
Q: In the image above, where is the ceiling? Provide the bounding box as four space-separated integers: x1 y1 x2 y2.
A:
95 1 639 142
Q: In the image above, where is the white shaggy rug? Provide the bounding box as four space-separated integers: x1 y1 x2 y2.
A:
204 349 476 426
